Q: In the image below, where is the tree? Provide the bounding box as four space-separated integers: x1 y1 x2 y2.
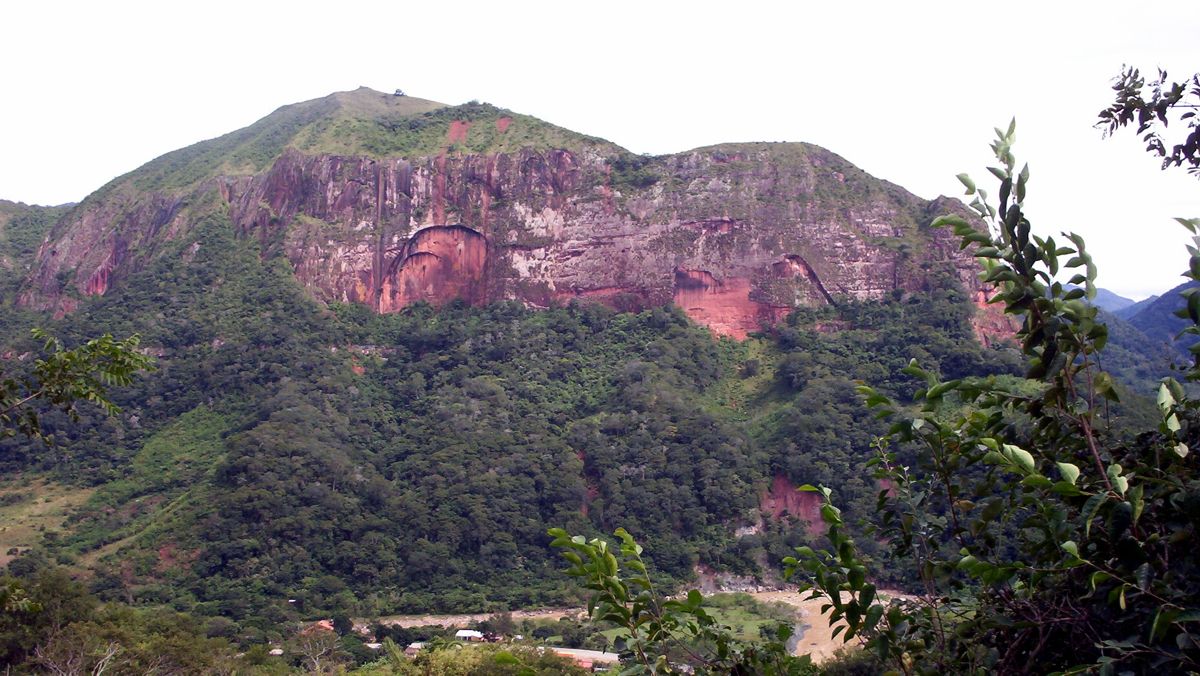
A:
1 329 152 443
32 632 122 676
332 613 353 636
292 628 345 673
1099 66 1200 177
797 122 1200 673
0 330 151 672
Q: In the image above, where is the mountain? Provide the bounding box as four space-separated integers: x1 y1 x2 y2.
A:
1095 308 1188 392
1091 287 1137 313
17 87 1008 342
0 89 1052 629
1125 280 1200 357
0 89 1193 674
1115 293 1160 320
1052 285 1191 392
1063 284 1138 314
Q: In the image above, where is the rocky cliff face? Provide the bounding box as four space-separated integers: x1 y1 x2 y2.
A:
20 90 1010 340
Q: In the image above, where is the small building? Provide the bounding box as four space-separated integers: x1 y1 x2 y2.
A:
455 629 485 642
404 642 425 657
551 648 621 672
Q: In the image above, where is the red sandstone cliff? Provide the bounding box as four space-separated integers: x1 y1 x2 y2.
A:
18 90 1012 341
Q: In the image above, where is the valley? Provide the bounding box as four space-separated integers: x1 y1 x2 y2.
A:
0 84 1194 674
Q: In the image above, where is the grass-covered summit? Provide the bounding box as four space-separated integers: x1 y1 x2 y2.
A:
118 87 622 194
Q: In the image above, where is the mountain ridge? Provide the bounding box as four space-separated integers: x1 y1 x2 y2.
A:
18 88 1012 341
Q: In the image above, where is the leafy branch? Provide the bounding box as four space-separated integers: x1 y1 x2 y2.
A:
1099 66 1200 177
0 329 153 444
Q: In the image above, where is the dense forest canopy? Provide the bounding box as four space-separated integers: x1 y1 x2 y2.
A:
0 195 1047 623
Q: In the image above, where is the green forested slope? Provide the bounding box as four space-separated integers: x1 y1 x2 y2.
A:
0 201 69 306
0 196 1049 629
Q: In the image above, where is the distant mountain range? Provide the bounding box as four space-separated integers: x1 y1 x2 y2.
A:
1090 287 1137 313
1086 281 1197 354
1086 281 1198 377
1121 281 1200 356
1114 293 1161 320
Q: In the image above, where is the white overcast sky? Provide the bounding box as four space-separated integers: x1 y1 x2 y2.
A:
2 0 1197 299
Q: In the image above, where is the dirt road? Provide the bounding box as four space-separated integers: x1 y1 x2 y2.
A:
364 606 583 631
362 590 866 664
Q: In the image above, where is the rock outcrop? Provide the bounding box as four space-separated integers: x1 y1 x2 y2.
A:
19 89 1011 340
759 474 825 537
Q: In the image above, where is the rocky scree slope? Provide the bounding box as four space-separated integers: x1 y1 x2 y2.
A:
20 88 1007 341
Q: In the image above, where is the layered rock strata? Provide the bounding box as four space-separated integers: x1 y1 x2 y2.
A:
21 100 1008 341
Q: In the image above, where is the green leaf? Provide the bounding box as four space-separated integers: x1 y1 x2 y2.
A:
1056 462 1080 485
820 503 842 525
1176 610 1200 623
1051 481 1083 496
864 604 883 631
1082 493 1106 537
1167 413 1182 432
1021 475 1053 488
1136 562 1152 591
1176 217 1200 234
1004 444 1036 474
1129 484 1144 523
1161 381 1180 413
932 215 972 229
1094 372 1119 402
1107 464 1128 496
860 583 876 609
1151 607 1180 642
956 173 977 194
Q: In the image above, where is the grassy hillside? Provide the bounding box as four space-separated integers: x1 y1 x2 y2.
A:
85 88 623 198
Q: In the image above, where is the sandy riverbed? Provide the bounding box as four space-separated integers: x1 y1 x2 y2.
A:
748 590 853 663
